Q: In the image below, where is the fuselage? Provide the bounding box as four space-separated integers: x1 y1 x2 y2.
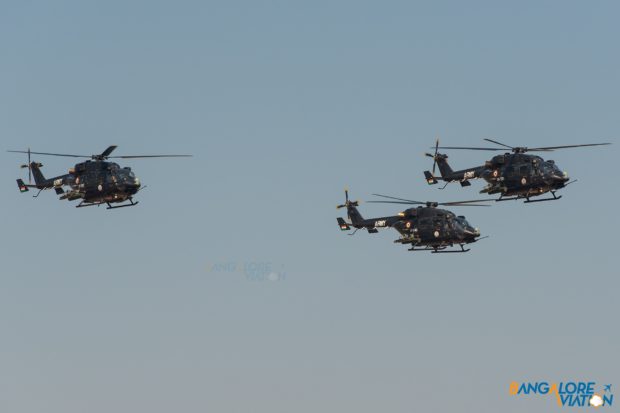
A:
433 152 570 198
479 153 569 197
37 160 141 204
349 205 480 247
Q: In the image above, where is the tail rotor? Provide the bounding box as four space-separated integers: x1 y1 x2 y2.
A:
424 138 440 176
18 147 45 185
337 188 359 209
19 147 33 184
423 138 442 185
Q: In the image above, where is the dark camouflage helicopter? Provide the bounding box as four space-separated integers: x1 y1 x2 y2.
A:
336 189 491 253
424 139 610 202
9 146 191 209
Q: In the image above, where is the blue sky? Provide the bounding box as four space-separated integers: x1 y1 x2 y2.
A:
1 1 618 412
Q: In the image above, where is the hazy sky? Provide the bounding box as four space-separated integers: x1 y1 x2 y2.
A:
1 1 618 412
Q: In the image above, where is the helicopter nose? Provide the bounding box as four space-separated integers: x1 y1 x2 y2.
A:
553 171 569 183
126 177 141 192
464 227 480 238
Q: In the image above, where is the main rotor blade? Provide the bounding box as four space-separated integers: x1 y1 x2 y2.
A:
367 201 420 205
371 193 424 204
432 138 439 175
483 138 514 149
7 150 88 158
526 143 611 151
108 155 193 159
522 148 554 152
370 194 494 207
439 199 495 207
8 149 193 159
100 145 118 158
368 200 490 206
27 147 32 183
440 199 496 206
434 146 505 151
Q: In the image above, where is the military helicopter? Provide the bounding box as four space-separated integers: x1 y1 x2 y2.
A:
423 138 610 202
336 189 491 253
9 146 191 209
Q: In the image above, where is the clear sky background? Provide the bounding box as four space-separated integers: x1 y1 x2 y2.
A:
1 1 618 412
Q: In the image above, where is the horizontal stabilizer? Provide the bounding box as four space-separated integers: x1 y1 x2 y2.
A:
16 179 29 192
424 171 438 185
337 217 350 231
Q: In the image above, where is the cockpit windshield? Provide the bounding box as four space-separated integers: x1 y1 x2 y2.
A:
117 167 137 183
542 161 562 176
456 216 470 227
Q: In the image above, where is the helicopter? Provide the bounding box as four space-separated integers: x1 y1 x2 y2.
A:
423 138 611 202
336 189 491 253
8 146 191 209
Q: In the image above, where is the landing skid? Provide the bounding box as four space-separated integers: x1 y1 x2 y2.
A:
523 195 562 203
106 200 139 209
431 248 470 254
497 191 562 203
407 244 470 253
76 198 139 209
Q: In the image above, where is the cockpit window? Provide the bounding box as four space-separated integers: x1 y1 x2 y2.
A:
542 162 562 175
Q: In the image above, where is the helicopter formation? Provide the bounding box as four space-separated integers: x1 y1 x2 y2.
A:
336 138 610 253
6 139 611 253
